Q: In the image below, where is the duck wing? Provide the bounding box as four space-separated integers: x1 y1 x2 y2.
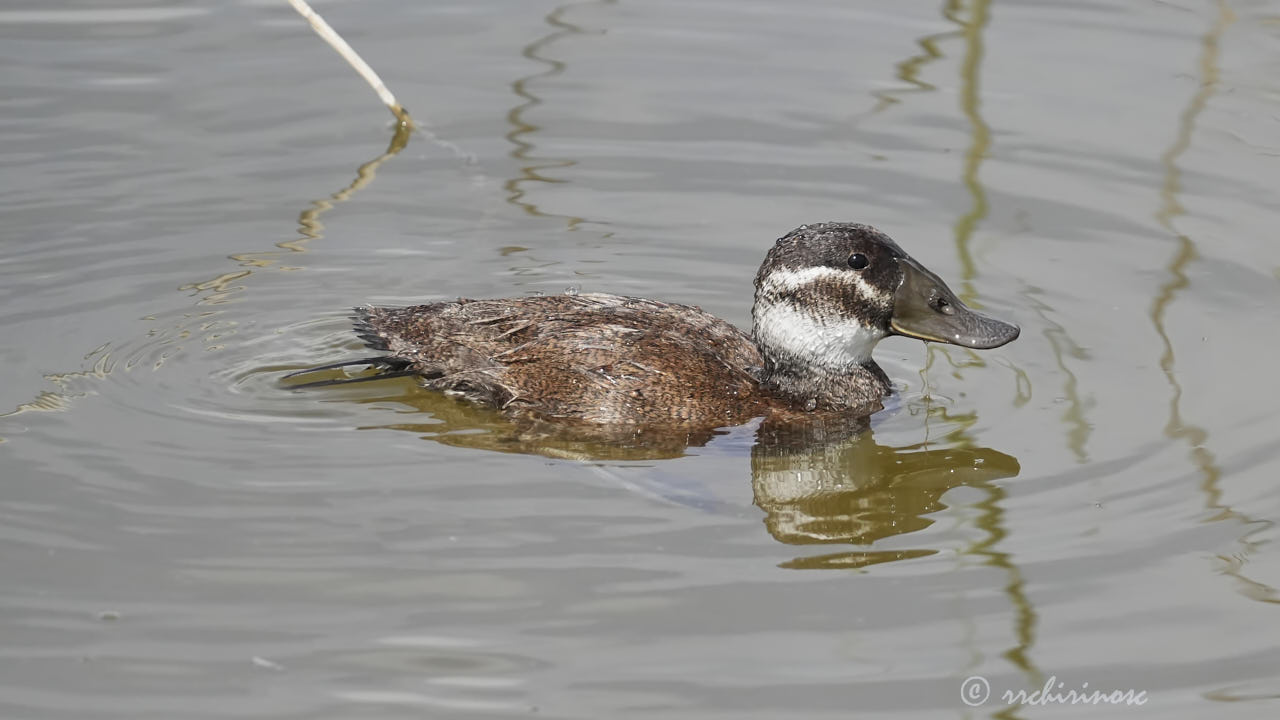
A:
354 293 766 425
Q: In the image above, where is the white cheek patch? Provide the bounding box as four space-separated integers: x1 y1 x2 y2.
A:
753 300 884 369
761 266 887 312
761 266 845 292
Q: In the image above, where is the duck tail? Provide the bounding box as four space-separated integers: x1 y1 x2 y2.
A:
281 353 414 388
284 367 418 389
281 356 403 381
283 307 418 389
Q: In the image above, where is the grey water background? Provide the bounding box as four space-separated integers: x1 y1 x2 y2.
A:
3 0 1280 717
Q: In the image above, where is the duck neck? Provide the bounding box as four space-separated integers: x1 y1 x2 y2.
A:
751 299 893 411
758 357 892 412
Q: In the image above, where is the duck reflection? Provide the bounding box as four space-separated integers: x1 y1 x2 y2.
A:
356 378 728 460
350 379 1019 570
751 420 1019 569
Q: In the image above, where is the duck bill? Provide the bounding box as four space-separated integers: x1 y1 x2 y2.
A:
889 257 1020 349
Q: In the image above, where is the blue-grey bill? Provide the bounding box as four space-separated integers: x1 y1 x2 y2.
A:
888 256 1020 349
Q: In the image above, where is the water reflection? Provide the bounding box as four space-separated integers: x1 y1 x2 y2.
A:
938 0 1043 689
945 0 990 299
344 379 1020 569
352 378 732 460
1151 0 1228 461
504 1 606 225
1 123 414 426
1151 1 1278 605
867 18 954 114
752 430 1020 570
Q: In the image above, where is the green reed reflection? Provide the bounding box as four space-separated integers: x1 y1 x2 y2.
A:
868 19 956 114
1153 1 1277 604
944 0 988 300
505 2 610 226
0 123 413 428
1024 289 1092 463
923 0 1094 470
1152 0 1229 452
938 0 1043 700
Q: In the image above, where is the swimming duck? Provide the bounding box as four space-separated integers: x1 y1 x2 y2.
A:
286 223 1019 427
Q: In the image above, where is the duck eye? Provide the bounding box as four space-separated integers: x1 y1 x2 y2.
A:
847 253 869 270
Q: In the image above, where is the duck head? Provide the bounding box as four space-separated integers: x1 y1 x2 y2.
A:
751 222 1019 407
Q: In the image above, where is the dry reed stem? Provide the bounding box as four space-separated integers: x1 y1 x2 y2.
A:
286 0 414 128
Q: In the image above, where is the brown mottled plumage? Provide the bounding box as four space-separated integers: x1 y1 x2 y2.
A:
355 294 770 425
286 223 1020 432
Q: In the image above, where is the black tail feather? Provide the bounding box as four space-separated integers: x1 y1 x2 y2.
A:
283 307 413 388
282 356 400 380
286 369 419 389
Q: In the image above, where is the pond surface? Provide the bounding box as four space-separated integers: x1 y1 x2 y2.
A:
3 0 1280 718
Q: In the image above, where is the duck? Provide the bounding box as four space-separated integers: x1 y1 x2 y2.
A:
285 222 1019 428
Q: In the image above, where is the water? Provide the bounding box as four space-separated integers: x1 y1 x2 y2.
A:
3 0 1280 717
